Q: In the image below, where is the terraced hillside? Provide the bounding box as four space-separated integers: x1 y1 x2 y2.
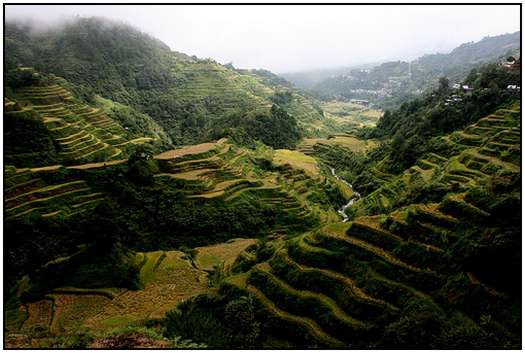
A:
148 58 336 139
5 166 106 220
5 18 347 145
4 137 337 228
349 104 520 217
320 100 383 128
5 72 171 167
169 61 273 114
166 102 520 349
296 132 388 195
3 16 521 349
298 133 379 156
5 134 356 347
153 139 337 230
4 103 520 349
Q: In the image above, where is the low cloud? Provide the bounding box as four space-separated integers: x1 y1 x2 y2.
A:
5 4 520 73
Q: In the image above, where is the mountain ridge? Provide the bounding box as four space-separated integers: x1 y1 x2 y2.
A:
282 31 520 107
5 17 343 146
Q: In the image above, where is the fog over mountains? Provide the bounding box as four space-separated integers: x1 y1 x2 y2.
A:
5 4 520 72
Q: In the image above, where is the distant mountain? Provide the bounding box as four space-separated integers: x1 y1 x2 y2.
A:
284 32 520 108
281 63 379 89
416 31 520 70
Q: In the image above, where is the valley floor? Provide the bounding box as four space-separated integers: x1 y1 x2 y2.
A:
5 239 256 348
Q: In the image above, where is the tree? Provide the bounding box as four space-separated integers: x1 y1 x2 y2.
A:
243 105 302 149
438 76 450 94
127 144 155 185
224 295 260 348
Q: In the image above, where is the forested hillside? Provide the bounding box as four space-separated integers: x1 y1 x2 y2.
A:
5 17 342 145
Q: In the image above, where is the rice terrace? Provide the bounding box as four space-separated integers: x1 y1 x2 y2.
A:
3 3 522 350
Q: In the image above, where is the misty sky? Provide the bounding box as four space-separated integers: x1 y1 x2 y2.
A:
5 4 520 73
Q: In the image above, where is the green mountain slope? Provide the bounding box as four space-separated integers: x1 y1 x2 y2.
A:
5 68 172 167
5 17 335 144
5 134 352 345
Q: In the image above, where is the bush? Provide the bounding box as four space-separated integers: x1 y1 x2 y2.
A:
223 295 261 348
164 295 229 347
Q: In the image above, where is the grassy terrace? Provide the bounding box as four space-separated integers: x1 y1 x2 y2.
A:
273 149 320 177
194 238 258 272
222 175 514 347
222 273 346 348
4 169 104 220
12 237 256 337
219 216 442 347
350 105 520 218
6 74 519 347
163 61 335 138
153 141 326 233
297 134 379 156
12 81 161 165
4 137 335 227
5 135 350 343
165 62 273 121
321 100 383 128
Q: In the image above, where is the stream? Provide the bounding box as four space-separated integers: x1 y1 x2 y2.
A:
329 167 361 222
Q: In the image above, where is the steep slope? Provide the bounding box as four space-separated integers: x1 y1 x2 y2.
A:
5 68 172 167
3 15 520 351
5 17 334 143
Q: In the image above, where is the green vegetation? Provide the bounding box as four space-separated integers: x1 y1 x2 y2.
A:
5 138 346 347
161 78 520 348
351 61 520 194
4 107 59 166
321 100 382 127
5 18 346 147
4 70 172 167
3 15 521 350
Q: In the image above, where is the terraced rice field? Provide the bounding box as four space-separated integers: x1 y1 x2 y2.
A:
4 170 104 220
155 142 218 160
13 251 206 335
194 238 258 271
350 106 520 218
273 149 320 177
168 62 271 116
12 82 157 165
320 100 382 128
328 134 379 153
216 106 521 348
221 187 510 347
16 237 260 336
4 138 330 225
154 142 322 234
297 134 378 156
